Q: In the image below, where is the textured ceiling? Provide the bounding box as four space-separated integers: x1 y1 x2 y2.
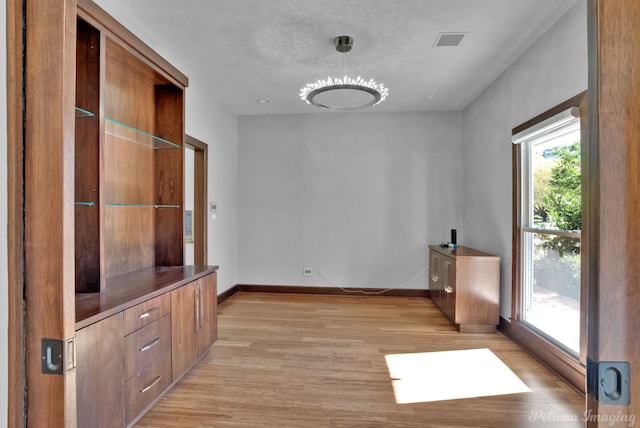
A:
93 0 579 115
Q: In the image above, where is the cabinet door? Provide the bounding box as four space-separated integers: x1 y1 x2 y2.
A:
197 273 218 355
171 281 199 379
443 258 456 322
429 251 443 307
76 313 125 428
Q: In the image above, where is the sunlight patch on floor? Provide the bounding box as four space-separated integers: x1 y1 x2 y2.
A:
385 348 531 404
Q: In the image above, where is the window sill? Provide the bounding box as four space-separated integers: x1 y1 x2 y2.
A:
499 317 585 394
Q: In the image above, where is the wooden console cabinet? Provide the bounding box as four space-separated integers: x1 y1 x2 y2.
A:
429 245 500 333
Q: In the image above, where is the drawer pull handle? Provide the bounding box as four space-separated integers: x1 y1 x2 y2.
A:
140 375 162 394
139 338 160 353
138 307 160 319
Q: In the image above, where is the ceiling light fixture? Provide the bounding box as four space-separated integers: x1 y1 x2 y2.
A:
300 35 388 111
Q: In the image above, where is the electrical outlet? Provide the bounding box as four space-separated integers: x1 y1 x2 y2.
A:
209 201 217 219
303 267 313 277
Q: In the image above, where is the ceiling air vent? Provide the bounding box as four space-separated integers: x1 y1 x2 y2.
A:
434 32 468 47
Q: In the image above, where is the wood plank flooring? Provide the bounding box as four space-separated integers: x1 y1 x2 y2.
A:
135 292 584 427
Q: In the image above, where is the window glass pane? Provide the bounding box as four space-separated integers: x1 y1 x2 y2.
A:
519 113 581 357
530 126 581 230
523 232 580 354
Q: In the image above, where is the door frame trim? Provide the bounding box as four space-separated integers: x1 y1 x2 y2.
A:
7 0 26 425
184 135 208 265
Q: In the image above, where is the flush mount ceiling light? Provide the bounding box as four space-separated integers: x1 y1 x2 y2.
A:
300 35 388 111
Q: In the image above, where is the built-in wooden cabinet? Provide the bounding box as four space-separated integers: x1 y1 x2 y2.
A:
72 2 218 427
76 314 126 428
429 245 500 333
75 269 218 427
124 311 171 380
21 0 216 425
123 306 172 425
122 294 173 424
170 282 200 377
74 4 186 293
198 273 218 355
171 274 218 378
75 18 102 291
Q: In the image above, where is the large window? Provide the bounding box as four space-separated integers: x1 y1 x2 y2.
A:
513 102 583 358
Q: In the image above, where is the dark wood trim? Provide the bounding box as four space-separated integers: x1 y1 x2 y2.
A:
185 135 208 266
586 0 602 419
511 144 521 321
184 134 207 153
586 0 640 420
236 284 430 297
7 0 25 425
499 317 585 394
24 0 79 425
217 284 429 306
217 285 239 305
578 94 589 366
512 92 587 136
76 0 188 88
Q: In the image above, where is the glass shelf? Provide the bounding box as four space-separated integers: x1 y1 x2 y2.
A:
75 107 95 117
105 203 181 208
105 117 181 149
75 201 96 206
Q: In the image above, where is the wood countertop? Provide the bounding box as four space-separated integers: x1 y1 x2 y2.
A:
75 265 218 329
429 245 499 259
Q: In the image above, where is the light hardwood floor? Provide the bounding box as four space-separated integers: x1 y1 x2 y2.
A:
135 292 584 427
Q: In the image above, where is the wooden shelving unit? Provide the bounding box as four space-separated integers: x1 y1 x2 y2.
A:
21 0 217 425
72 2 218 426
74 14 186 292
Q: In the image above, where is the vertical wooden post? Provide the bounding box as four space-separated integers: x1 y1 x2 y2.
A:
7 0 26 425
587 0 640 424
24 0 77 426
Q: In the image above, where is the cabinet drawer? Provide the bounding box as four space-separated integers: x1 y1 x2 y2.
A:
124 293 170 335
125 352 172 424
124 315 171 380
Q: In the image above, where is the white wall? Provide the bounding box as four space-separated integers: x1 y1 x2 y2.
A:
238 112 463 289
185 81 238 294
462 1 587 318
1 0 9 421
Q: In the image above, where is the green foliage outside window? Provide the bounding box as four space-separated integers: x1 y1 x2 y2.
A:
532 140 581 300
534 141 581 257
544 142 581 232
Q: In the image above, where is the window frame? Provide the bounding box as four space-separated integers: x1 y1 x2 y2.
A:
508 92 588 393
